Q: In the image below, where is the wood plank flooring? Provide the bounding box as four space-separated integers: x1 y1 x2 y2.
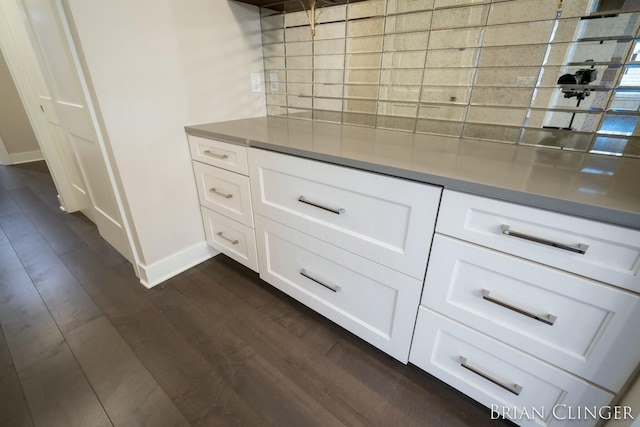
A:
0 161 514 426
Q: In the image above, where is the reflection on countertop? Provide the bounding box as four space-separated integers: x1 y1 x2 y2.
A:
185 116 640 230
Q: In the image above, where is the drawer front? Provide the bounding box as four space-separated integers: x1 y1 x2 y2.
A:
201 207 258 272
410 309 614 427
193 161 254 227
255 215 422 362
249 148 441 279
188 134 249 175
437 190 640 292
423 235 640 392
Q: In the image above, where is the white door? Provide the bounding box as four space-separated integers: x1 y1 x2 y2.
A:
33 64 91 214
0 0 87 212
19 0 133 262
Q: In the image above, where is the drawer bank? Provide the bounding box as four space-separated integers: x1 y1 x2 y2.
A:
186 117 640 427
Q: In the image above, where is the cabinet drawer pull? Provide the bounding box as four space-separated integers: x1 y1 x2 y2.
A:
203 150 228 160
501 225 588 254
298 196 345 215
460 356 523 396
216 231 239 245
300 268 341 292
482 289 557 326
209 188 233 199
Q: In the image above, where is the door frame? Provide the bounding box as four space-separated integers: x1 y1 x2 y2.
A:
0 0 79 211
0 0 141 277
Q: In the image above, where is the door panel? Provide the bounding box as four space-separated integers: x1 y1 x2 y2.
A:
68 133 119 219
20 0 132 262
22 0 85 106
40 95 90 207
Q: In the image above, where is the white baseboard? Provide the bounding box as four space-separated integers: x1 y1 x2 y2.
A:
137 242 219 288
9 150 45 164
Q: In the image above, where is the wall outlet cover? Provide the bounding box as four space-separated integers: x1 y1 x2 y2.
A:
251 73 261 93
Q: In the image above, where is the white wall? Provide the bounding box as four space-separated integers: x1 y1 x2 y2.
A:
0 46 42 163
62 0 266 281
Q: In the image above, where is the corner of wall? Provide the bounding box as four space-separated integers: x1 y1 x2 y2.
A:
137 241 219 288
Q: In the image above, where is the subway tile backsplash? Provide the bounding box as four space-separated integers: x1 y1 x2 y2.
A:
260 0 640 157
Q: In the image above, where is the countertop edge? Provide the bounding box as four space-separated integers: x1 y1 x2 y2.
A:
186 125 640 230
186 128 249 146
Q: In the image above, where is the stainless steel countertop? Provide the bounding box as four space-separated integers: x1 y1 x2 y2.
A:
185 116 640 230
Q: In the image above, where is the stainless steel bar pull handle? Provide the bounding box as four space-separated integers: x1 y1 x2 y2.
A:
203 150 228 160
216 232 239 245
298 196 345 215
482 289 557 326
300 269 341 292
460 356 523 396
209 188 233 199
501 225 588 254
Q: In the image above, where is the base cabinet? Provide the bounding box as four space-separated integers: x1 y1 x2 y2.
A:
187 133 640 426
201 207 258 272
421 235 640 392
248 147 442 280
188 134 258 272
255 215 422 361
248 147 442 361
411 189 640 427
410 309 614 427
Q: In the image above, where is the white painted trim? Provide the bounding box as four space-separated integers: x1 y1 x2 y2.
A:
137 242 219 288
9 149 44 164
0 134 10 165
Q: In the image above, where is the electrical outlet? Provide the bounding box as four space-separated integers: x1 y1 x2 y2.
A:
251 73 261 93
270 72 279 93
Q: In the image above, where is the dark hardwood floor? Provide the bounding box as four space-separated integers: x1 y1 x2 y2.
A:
0 161 514 427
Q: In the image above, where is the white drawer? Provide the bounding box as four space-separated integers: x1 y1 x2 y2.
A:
255 215 422 362
201 207 258 272
409 309 614 427
423 235 640 392
188 134 249 175
248 148 441 279
193 161 254 228
437 190 640 292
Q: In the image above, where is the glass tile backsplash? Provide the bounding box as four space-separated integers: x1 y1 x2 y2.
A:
260 0 640 157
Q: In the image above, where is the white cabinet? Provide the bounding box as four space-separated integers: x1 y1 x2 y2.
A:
255 216 422 362
188 135 258 272
248 148 441 280
249 148 442 361
422 235 640 392
193 162 254 228
411 309 614 427
200 208 258 271
189 134 250 175
410 189 640 426
187 138 640 425
436 190 640 293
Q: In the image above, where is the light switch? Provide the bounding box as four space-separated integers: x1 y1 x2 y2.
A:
251 73 261 93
